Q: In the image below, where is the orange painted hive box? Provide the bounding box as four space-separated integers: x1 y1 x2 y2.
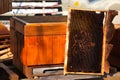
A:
10 16 67 66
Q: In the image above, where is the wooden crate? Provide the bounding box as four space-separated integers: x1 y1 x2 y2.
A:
0 0 12 14
64 9 118 75
10 16 67 78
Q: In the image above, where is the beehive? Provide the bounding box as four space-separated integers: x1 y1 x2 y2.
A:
10 16 67 77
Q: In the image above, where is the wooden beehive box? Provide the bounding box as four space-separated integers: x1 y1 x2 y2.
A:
0 0 12 14
64 9 118 75
10 16 67 77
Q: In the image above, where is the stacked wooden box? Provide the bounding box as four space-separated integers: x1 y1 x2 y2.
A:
10 16 67 78
0 0 12 14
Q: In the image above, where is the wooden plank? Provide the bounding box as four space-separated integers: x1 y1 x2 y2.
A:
25 23 67 36
37 36 53 65
0 0 3 14
102 10 118 73
0 40 10 44
0 48 10 54
24 36 39 66
12 16 67 24
0 63 19 80
12 6 61 9
10 18 15 28
11 16 67 35
12 32 22 72
10 28 17 64
24 36 53 66
14 20 25 34
17 32 24 73
0 44 10 49
52 35 66 64
0 35 10 38
9 0 12 11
